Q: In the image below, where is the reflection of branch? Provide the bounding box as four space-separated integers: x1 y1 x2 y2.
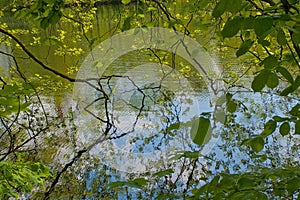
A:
147 0 190 35
0 50 49 124
183 158 198 195
44 128 110 200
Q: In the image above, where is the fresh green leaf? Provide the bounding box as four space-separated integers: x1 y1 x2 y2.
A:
121 0 131 5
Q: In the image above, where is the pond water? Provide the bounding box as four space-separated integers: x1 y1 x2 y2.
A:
1 1 299 199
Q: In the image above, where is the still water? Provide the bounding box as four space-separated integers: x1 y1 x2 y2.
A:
0 2 299 198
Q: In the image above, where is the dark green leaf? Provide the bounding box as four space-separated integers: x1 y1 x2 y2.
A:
230 191 268 200
295 120 300 134
260 55 278 69
181 151 200 159
280 85 295 96
225 0 243 14
261 120 277 137
287 177 300 195
221 17 243 38
121 17 131 31
190 117 211 146
241 17 255 29
291 28 300 44
236 39 254 57
212 0 226 18
260 40 271 46
276 66 294 83
251 70 269 92
166 122 180 132
289 104 300 116
277 28 287 45
273 116 288 122
266 72 279 89
227 100 237 113
254 16 273 37
279 122 290 136
48 11 62 25
294 75 300 87
40 18 49 29
237 177 255 190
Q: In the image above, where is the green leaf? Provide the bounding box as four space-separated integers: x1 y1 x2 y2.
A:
227 100 237 113
287 177 300 195
121 17 131 31
166 122 180 132
121 0 131 5
259 40 271 46
277 28 287 45
279 122 290 136
227 0 243 14
276 66 294 83
190 117 212 146
261 120 277 137
214 110 226 123
249 137 265 152
236 39 254 57
40 18 49 29
237 177 255 190
212 0 226 18
260 55 278 69
273 116 288 122
48 10 62 25
241 17 255 29
289 104 300 116
153 169 174 178
230 191 268 199
180 151 200 159
280 85 295 96
221 17 243 38
266 72 279 89
254 16 273 37
291 28 300 44
251 70 269 92
295 120 300 135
